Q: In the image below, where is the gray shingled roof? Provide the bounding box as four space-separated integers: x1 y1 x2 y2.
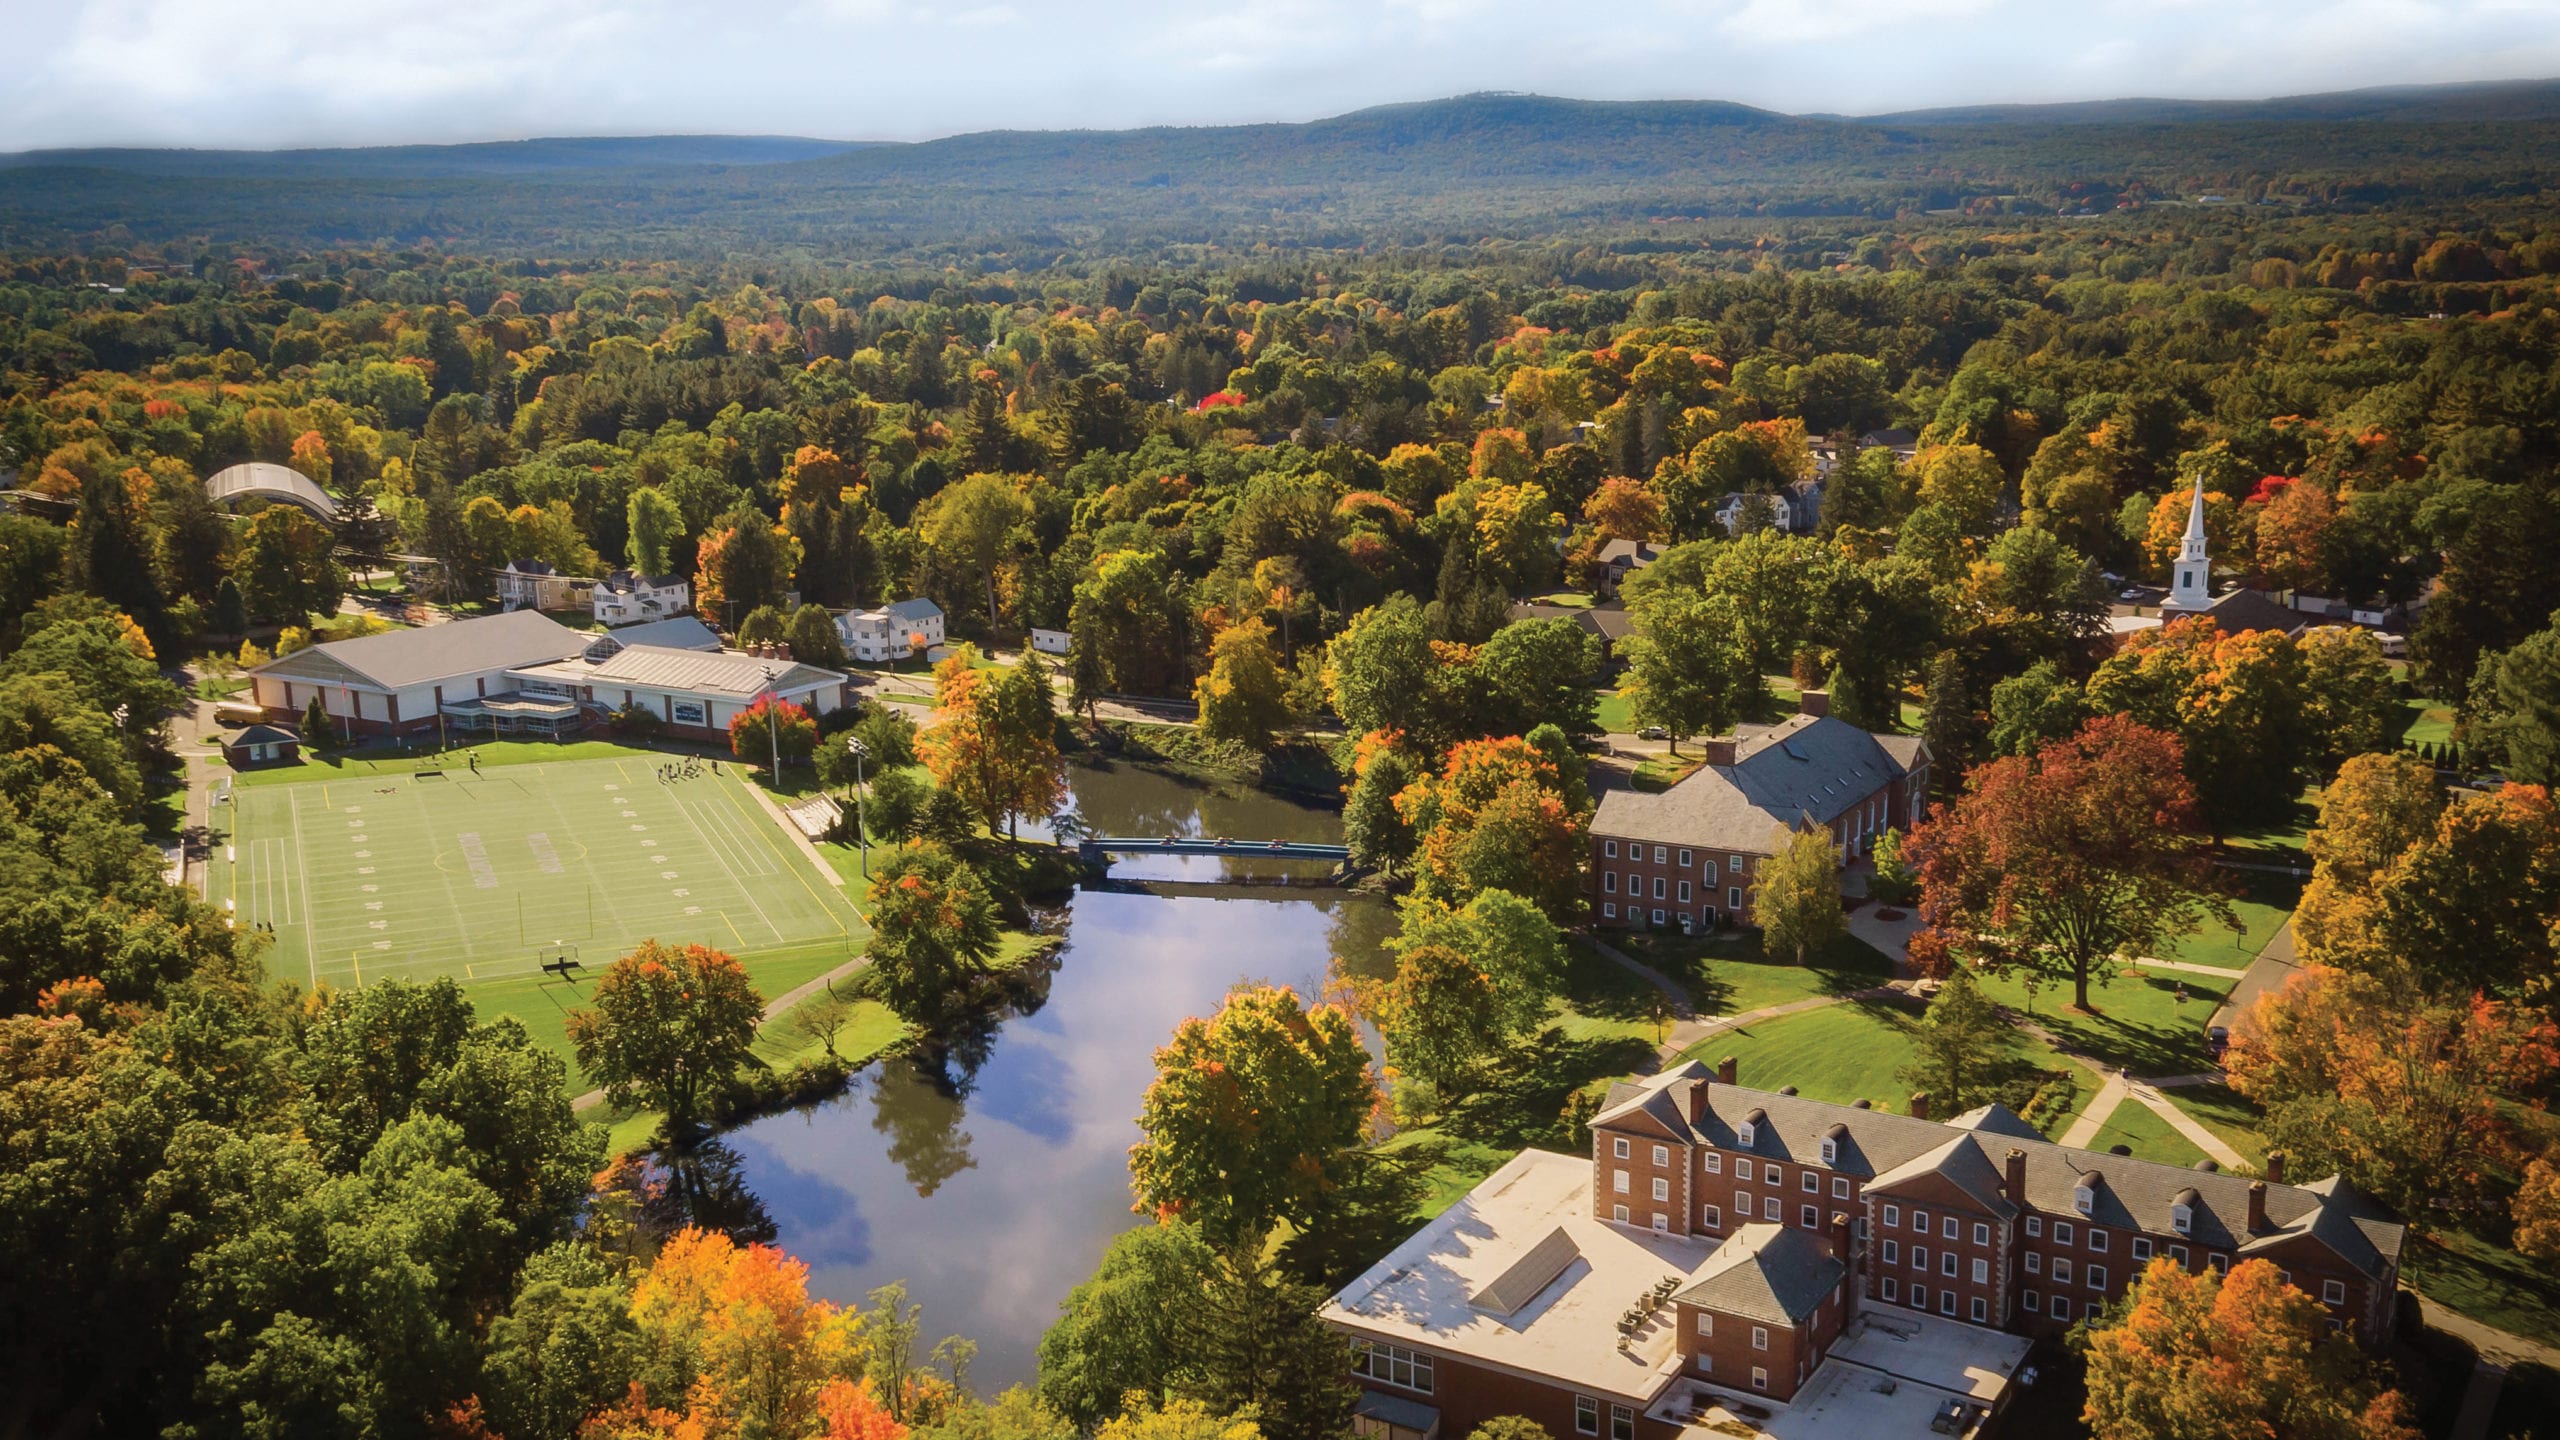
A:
885 597 943 624
1673 1223 1845 1324
1591 713 1919 851
251 611 583 691
1510 602 1634 645
1594 1064 2403 1281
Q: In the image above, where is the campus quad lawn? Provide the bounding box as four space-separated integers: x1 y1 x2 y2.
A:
1592 687 1635 734
2074 1097 2209 1168
210 748 870 1083
2150 869 2301 969
1607 929 1897 1016
2159 1082 2269 1170
1971 962 2233 1077
2416 1228 2560 1349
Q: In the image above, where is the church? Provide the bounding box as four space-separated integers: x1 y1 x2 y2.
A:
2119 480 2306 642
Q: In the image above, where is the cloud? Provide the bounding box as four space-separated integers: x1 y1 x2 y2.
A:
0 0 2555 150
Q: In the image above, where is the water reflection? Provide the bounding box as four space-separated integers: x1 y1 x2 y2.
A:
722 760 1391 1388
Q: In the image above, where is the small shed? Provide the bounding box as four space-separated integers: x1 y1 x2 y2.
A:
1030 628 1071 655
222 723 302 769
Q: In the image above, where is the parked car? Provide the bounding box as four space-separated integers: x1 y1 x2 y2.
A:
1637 726 1668 740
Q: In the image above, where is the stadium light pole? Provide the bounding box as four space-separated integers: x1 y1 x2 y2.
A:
845 734 868 877
760 665 781 781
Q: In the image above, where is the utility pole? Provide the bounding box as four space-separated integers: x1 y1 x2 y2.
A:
845 734 869 877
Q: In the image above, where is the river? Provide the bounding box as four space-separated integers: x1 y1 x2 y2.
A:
717 757 1395 1389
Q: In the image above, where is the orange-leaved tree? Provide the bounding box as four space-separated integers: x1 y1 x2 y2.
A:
2082 1257 2417 1440
729 695 818 772
565 942 765 1136
624 1227 867 1439
1394 731 1587 923
919 645 1063 839
1911 715 2230 1011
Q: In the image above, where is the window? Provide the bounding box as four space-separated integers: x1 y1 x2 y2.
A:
1602 903 1616 919
2323 1280 2346 1305
2171 1204 2193 1236
1703 1205 1723 1230
1575 1397 1598 1436
1737 1159 1754 1182
1695 1354 1712 1375
1652 1214 1669 1233
1613 1170 1630 1193
1802 1172 1819 1194
1653 846 1668 864
2026 1217 2043 1238
1973 1223 1990 1246
2052 1258 2072 1283
2088 1267 2106 1290
1913 1210 1930 1232
1610 1405 1633 1440
1881 1277 1899 1301
2131 1238 2153 1261
1972 1297 1988 1322
2073 1184 2093 1215
1819 1137 1837 1164
1351 1341 1435 1395
1603 841 1618 859
1764 1196 1781 1221
1703 861 1718 885
1626 874 1640 896
1766 1166 1784 1188
1652 1178 1670 1202
1750 1326 1768 1352
1653 1144 1670 1167
1751 1367 1768 1393
1604 873 1617 894
1801 1205 1819 1229
2025 1253 2040 1274
1612 1204 1629 1223
1730 853 1745 872
1678 881 1693 903
1939 1292 1955 1316
1613 1138 1630 1159
1972 1259 1988 1283
1883 1204 1901 1227
2024 1290 2040 1313
1652 878 1666 900
2207 1254 2228 1274
2088 1229 2108 1253
2053 1222 2074 1246
1912 1247 1929 1271
2170 1245 2189 1267
1704 1153 1723 1175
1943 1216 1958 1241
2052 1297 2071 1321
1652 909 1666 925
1678 849 1693 868
1941 1252 1957 1277
1728 886 1743 909
1697 1313 1714 1337
1881 1240 1899 1265
1833 1177 1852 1198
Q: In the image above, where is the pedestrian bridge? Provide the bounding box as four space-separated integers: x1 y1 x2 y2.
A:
1076 835 1352 871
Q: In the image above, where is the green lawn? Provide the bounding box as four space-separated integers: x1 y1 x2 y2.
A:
209 748 870 1085
2415 1228 2560 1349
2075 1097 2209 1168
2396 695 2459 748
2219 790 2320 868
1631 754 1701 790
2151 870 2300 970
1608 929 1897 1016
1530 591 1595 610
1673 993 2093 1134
1976 964 2232 1077
2162 1083 2270 1171
226 737 712 787
1593 687 1634 733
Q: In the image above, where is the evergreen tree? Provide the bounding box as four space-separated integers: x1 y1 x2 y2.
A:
1897 967 2012 1112
1920 651 1976 798
301 692 335 747
210 576 248 638
1175 1244 1356 1440
1344 749 1418 875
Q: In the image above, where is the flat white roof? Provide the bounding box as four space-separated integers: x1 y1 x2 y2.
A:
1648 1311 2030 1440
1322 1151 1712 1406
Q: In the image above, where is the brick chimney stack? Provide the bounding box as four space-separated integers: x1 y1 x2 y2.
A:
1829 1211 1857 1321
1700 735 1738 766
1908 1091 1931 1121
2246 1181 2268 1234
1718 1054 1739 1085
1798 689 1830 718
2265 1151 2287 1186
2005 1147 2028 1203
777 642 793 662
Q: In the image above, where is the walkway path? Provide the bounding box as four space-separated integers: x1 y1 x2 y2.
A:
2418 1294 2560 1440
2054 1067 2249 1168
1579 934 1901 1070
737 774 857 890
2135 957 2253 979
569 951 873 1114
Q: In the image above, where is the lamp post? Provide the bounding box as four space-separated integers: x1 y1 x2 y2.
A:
760 666 781 782
845 734 869 877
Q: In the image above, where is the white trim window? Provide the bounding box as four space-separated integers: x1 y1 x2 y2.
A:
1614 1138 1631 1159
1704 1153 1723 1174
1576 1397 1599 1436
1750 1326 1769 1352
1702 1204 1723 1230
2131 1238 2153 1261
1351 1340 1436 1395
1653 1144 1671 1167
1653 1177 1671 1202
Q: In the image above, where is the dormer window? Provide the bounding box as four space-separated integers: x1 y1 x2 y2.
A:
1820 1138 1838 1165
1738 1121 1757 1146
2172 1204 2194 1235
2074 1186 2094 1215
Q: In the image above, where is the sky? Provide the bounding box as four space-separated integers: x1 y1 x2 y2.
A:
3 0 2559 152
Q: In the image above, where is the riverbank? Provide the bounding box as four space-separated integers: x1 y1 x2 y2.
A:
1069 719 1348 799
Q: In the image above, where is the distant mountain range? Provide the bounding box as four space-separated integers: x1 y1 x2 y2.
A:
3 79 2555 254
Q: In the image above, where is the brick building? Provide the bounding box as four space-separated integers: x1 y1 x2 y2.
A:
1326 1061 2404 1440
1588 701 1928 931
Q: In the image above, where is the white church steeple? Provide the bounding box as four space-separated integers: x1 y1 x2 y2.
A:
2162 478 2213 612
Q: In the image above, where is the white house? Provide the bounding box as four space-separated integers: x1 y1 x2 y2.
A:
496 560 593 613
1030 628 1072 655
592 570 691 626
837 597 947 664
1714 491 1795 536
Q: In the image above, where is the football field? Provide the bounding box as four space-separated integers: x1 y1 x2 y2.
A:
211 753 864 993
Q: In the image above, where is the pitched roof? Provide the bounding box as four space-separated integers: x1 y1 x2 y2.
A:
224 723 300 746
1596 539 1664 568
1591 713 1920 850
2201 587 2308 638
568 644 845 698
1590 1065 2404 1281
885 597 943 623
589 616 721 654
597 568 687 593
1509 602 1635 645
1672 1223 1845 1325
250 611 583 691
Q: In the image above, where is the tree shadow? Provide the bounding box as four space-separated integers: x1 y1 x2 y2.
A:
1442 1028 1657 1153
634 1139 779 1245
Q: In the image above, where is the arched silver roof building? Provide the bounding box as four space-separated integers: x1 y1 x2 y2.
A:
204 461 337 521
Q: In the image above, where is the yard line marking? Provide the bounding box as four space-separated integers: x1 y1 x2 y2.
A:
716 776 849 943
666 780 784 943
530 773 632 941
288 789 319 990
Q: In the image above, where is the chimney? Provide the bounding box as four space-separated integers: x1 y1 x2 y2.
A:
1908 1090 1931 1122
1718 1054 1739 1085
2264 1151 2287 1186
2246 1181 2268 1235
1700 735 1738 766
2005 1147 2028 1204
1798 689 1830 718
1828 1212 1858 1324
777 642 793 662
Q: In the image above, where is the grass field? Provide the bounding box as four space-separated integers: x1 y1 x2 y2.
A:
209 752 869 1047
2152 869 2300 969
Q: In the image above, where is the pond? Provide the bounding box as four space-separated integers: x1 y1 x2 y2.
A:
718 758 1395 1389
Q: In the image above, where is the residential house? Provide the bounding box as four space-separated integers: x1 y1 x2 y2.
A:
592 570 691 626
495 560 593 613
1593 540 1664 597
837 597 947 664
1509 602 1635 674
1714 493 1794 537
219 722 301 768
1325 1060 2403 1440
1588 698 1927 931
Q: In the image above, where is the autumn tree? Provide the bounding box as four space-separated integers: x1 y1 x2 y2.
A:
2081 1258 2418 1440
1395 732 1588 922
1912 716 2231 1011
917 472 1034 633
1342 741 1419 876
2089 619 2314 832
728 695 818 772
695 504 804 629
2515 1154 2560 1264
1753 823 1846 964
2292 752 2444 970
1195 619 1292 750
233 505 346 623
1376 943 1505 1097
626 1227 862 1437
863 842 1003 1034
565 941 766 1136
919 647 1064 838
1127 985 1375 1246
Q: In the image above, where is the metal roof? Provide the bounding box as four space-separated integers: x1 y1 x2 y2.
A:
250 611 583 691
576 644 845 698
205 461 336 520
